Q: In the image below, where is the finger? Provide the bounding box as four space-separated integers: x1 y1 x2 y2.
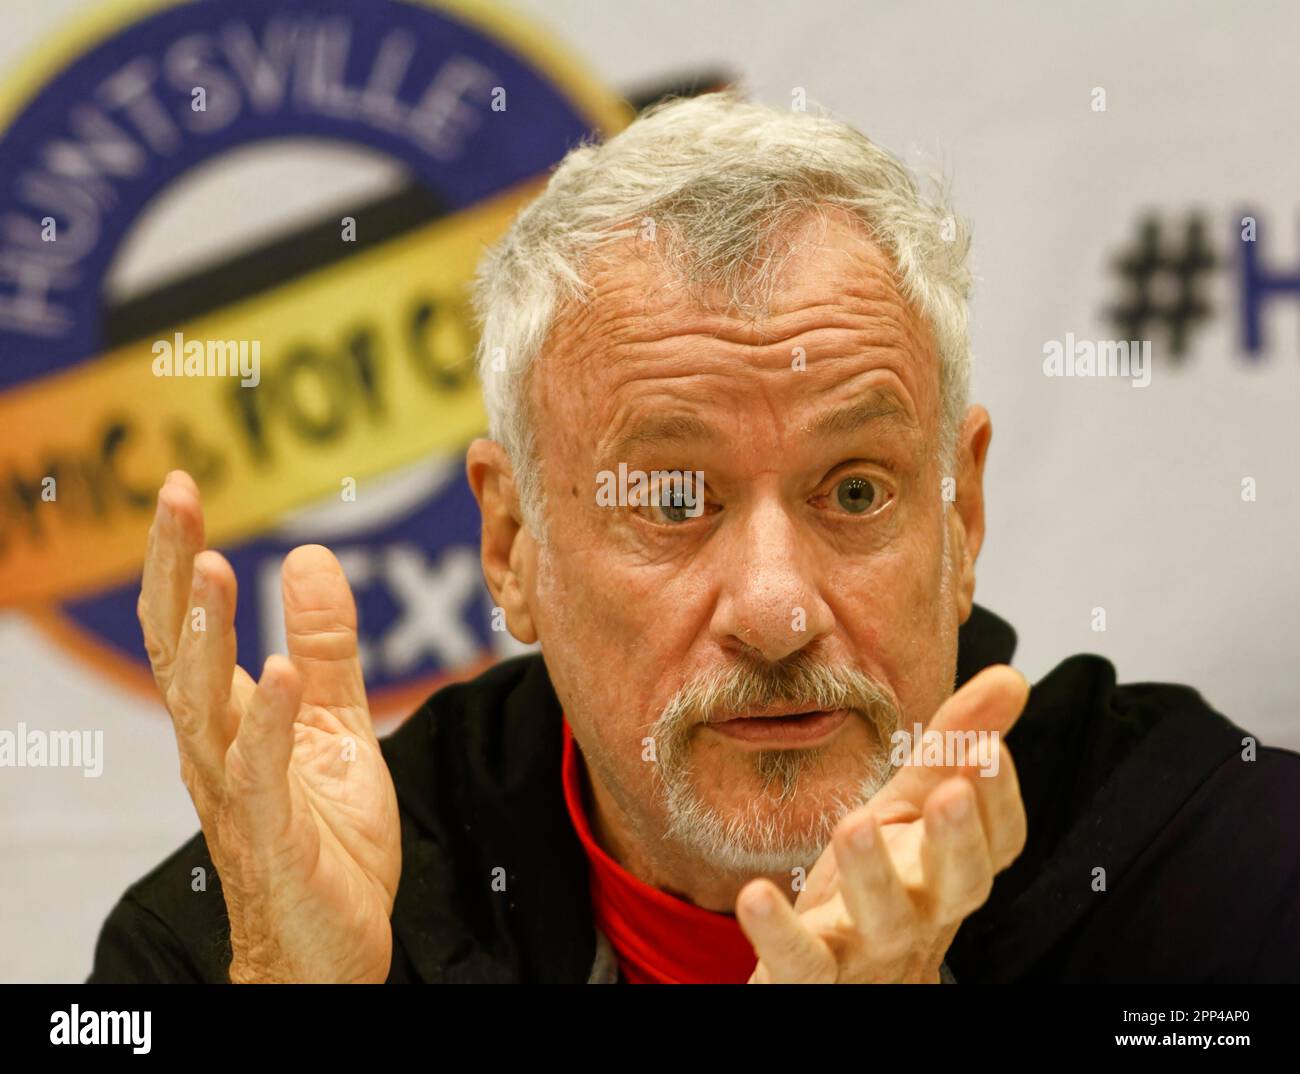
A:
280 545 372 737
169 549 240 780
875 665 1030 809
930 664 1030 738
791 831 843 912
138 471 205 693
920 778 994 925
832 813 917 959
231 665 257 714
736 880 837 984
229 655 301 851
968 741 1028 870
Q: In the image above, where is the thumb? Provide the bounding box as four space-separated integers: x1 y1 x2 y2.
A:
281 544 372 736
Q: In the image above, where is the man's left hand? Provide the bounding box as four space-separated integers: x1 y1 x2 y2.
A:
737 664 1030 984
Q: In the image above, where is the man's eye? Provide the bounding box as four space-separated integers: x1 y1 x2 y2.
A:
648 481 701 524
834 476 880 514
655 501 694 523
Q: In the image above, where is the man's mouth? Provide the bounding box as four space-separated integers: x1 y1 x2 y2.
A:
705 707 850 748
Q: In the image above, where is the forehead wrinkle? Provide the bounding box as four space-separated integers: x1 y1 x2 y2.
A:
589 298 931 413
806 387 920 441
584 261 935 388
566 226 925 350
599 312 924 370
536 231 942 460
596 281 928 355
594 376 727 462
605 411 719 460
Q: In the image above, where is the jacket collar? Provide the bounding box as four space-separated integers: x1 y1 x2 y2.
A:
956 603 1018 687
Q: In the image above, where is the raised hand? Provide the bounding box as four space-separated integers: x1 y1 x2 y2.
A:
137 471 401 983
737 665 1030 983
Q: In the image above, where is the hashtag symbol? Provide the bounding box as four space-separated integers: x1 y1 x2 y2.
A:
1105 213 1218 360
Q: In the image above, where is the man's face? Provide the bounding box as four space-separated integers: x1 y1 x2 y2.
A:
490 209 982 880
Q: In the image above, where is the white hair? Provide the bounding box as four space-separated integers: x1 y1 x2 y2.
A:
471 89 972 531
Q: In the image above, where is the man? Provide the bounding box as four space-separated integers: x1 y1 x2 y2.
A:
90 91 1299 984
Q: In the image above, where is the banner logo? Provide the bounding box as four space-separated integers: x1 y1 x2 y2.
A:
0 0 628 714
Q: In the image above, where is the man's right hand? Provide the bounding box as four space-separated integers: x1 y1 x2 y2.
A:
138 471 401 983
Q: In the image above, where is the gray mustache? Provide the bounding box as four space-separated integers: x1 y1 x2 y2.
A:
659 651 900 729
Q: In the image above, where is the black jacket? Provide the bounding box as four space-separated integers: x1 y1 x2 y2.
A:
88 605 1300 983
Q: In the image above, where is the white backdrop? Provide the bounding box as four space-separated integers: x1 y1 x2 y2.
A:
1 0 1296 981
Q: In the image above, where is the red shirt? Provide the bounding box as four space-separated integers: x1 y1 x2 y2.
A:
561 716 758 984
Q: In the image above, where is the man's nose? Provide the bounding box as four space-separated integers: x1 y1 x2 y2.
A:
708 497 835 663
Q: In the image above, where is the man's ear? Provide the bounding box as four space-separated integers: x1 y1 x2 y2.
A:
466 438 539 644
949 405 992 624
